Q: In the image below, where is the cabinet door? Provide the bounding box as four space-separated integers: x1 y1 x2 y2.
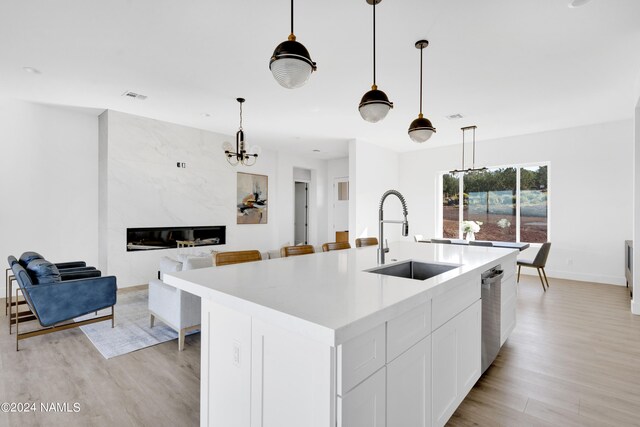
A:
338 367 386 427
387 336 431 427
432 300 481 427
456 300 481 395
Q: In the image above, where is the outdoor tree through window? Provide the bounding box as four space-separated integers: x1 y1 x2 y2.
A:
441 164 548 243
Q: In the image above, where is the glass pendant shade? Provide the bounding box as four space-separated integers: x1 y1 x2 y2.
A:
408 114 436 143
359 87 393 123
270 38 316 89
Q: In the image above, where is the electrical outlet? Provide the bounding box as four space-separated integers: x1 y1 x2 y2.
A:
567 258 573 266
233 341 241 367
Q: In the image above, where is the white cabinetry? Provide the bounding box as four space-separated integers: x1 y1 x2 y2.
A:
431 300 482 427
387 336 432 427
338 367 386 427
500 273 517 346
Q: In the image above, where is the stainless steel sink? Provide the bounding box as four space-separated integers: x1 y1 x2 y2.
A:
367 260 459 281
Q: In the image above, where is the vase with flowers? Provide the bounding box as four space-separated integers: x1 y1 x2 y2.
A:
462 220 482 241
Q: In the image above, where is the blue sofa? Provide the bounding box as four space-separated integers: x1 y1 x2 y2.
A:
10 256 117 351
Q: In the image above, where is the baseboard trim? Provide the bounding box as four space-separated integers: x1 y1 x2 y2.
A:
632 298 640 315
518 269 625 286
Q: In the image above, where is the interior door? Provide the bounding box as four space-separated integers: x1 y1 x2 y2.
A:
294 182 308 245
333 177 349 238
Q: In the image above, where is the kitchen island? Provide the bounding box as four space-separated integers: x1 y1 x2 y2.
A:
165 241 518 427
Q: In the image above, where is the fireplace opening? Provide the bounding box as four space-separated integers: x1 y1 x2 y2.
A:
126 226 226 251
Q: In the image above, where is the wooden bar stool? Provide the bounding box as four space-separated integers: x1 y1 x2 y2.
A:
281 245 315 257
215 250 262 266
355 237 378 248
322 242 351 252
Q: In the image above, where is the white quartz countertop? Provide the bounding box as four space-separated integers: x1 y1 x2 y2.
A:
164 241 516 346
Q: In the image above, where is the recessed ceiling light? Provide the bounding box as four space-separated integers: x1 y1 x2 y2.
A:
202 113 211 118
313 149 321 152
22 67 41 74
446 113 464 120
569 0 592 8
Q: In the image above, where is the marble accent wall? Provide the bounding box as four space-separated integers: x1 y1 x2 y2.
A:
99 110 280 286
99 110 329 287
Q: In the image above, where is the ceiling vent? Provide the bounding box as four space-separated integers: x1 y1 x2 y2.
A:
446 113 464 120
121 91 147 100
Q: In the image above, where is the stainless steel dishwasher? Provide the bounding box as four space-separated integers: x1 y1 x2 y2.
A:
481 266 504 374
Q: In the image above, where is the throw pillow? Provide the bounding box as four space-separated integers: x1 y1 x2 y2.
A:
19 251 44 267
26 259 61 284
182 255 214 271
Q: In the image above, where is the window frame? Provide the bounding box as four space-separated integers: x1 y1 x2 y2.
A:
437 161 550 243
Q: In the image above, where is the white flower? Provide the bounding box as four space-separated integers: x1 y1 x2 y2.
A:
462 220 482 233
497 218 511 229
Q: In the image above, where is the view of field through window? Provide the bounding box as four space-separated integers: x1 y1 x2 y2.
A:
442 165 547 243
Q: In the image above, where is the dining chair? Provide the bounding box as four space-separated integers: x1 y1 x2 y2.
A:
430 238 452 244
355 237 378 248
414 234 424 242
281 245 315 257
322 242 351 252
517 242 552 291
469 241 493 247
215 250 262 266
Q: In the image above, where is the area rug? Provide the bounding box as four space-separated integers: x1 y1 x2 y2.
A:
76 289 197 359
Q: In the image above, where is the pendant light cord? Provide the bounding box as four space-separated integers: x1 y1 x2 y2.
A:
472 126 476 168
291 0 294 35
419 46 423 114
372 0 376 86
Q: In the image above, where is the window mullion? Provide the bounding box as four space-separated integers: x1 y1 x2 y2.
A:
459 173 464 239
516 167 521 242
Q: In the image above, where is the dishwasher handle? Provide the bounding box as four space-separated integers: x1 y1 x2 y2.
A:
482 270 504 288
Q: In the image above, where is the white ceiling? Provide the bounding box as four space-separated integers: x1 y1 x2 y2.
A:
1 0 640 158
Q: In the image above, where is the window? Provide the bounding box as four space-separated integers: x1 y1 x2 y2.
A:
441 164 548 243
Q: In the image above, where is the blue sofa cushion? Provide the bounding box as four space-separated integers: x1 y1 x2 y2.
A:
26 259 61 284
7 255 19 267
19 251 44 267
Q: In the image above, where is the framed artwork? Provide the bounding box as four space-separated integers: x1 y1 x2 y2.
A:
237 172 268 224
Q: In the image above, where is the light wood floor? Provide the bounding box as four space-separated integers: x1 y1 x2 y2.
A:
0 287 200 427
1 276 638 426
449 275 640 426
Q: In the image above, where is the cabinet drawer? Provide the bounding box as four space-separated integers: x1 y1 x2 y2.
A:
337 323 386 395
432 278 480 330
387 302 431 362
337 367 386 427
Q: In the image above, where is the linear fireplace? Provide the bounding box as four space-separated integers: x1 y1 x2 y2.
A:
126 226 226 251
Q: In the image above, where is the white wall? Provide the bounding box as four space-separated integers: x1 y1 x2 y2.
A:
99 110 330 287
633 99 640 313
399 120 634 286
349 140 407 247
0 99 99 297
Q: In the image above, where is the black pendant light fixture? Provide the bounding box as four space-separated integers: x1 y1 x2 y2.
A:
358 0 393 123
449 126 487 174
269 0 317 89
408 40 436 143
223 98 260 167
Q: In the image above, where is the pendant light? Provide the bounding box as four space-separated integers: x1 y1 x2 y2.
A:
358 0 393 123
223 98 260 167
408 40 436 143
269 0 317 89
449 126 487 174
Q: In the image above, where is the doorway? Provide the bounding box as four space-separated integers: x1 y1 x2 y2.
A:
294 182 309 245
333 177 349 242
